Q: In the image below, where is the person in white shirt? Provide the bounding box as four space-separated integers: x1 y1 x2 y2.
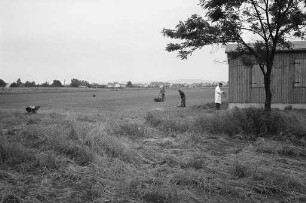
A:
215 83 224 110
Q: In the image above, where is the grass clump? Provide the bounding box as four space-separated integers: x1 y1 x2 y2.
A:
145 112 162 127
194 107 304 138
109 122 146 139
145 112 190 133
255 138 306 158
0 138 34 165
180 153 207 170
250 169 306 198
231 161 248 178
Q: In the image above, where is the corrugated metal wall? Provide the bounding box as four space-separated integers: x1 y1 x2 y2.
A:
228 52 306 103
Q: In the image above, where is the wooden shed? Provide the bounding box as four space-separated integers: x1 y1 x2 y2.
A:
225 41 306 109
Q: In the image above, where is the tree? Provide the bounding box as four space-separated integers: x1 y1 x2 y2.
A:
24 81 36 87
10 82 18 87
126 81 133 87
70 78 80 87
52 80 63 87
16 78 22 87
70 78 90 87
41 81 50 87
162 0 306 110
0 79 6 87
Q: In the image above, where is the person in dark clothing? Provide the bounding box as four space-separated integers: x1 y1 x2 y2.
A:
177 90 186 107
159 86 165 102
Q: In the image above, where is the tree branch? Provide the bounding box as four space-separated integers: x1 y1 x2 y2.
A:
250 0 269 42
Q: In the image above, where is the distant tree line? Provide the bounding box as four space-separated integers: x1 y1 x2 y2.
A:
0 79 7 87
1 78 227 89
0 78 105 88
5 78 64 87
70 78 90 87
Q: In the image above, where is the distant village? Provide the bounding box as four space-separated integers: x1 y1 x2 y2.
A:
105 81 228 89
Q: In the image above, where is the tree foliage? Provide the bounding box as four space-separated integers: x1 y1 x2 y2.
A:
52 80 63 87
41 81 50 87
162 0 306 110
126 81 133 87
70 78 90 87
10 78 24 87
24 81 36 87
16 78 22 87
0 79 7 87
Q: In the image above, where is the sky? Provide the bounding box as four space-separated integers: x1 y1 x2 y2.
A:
0 0 228 84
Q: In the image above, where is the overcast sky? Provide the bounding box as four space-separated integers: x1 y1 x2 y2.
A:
0 0 228 84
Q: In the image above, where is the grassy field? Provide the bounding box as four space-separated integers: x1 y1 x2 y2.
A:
0 87 218 114
1 88 306 203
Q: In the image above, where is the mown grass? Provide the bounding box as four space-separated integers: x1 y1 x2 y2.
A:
0 106 306 202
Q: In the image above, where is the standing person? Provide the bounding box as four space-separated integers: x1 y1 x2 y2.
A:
177 90 186 107
159 86 165 102
215 83 224 110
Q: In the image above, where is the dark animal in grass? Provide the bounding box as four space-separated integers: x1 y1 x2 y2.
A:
93 94 96 97
26 106 40 113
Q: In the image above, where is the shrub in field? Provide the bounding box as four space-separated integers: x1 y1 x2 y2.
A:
194 107 304 138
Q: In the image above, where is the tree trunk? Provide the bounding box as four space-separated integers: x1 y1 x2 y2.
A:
264 74 272 111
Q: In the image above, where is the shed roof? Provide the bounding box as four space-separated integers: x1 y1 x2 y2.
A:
225 41 306 53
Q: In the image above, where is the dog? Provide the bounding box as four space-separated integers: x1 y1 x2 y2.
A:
26 106 40 113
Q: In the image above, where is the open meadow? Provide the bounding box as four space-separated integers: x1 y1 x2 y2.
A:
0 87 217 114
1 87 306 203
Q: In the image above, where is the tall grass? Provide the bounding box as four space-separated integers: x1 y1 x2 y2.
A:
0 138 34 165
193 107 305 139
1 107 306 202
108 122 146 139
145 112 190 133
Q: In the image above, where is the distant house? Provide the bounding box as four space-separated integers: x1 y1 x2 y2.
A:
133 83 143 88
149 82 160 88
226 41 306 109
107 83 118 88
